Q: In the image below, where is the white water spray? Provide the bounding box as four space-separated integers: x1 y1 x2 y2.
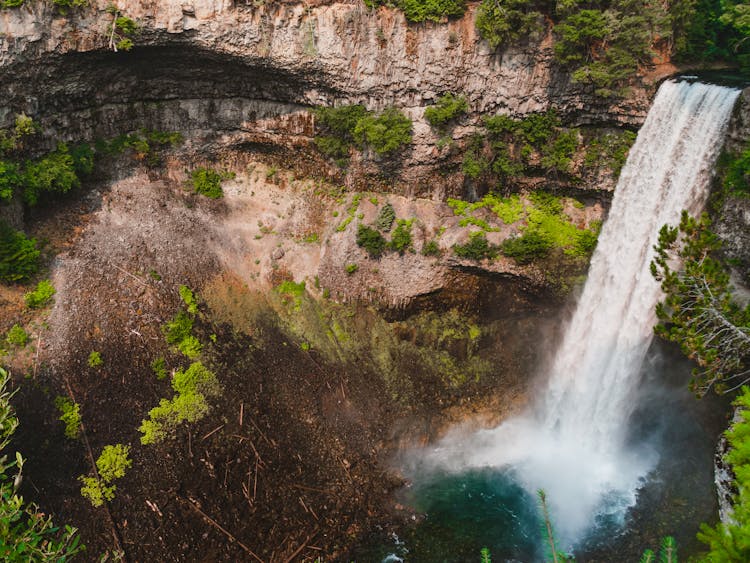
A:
418 80 741 544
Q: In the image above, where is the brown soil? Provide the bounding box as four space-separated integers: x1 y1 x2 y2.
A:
4 156 555 562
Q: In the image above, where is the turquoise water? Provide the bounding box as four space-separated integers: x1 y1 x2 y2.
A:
355 345 728 562
397 468 543 562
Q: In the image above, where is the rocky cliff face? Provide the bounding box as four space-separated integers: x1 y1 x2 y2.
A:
0 0 668 197
716 88 750 283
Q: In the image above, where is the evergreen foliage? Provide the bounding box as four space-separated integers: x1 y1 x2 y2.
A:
467 110 581 182
179 285 199 314
421 239 442 257
151 357 168 380
449 192 599 263
364 0 466 22
163 310 193 347
722 141 750 197
22 143 80 206
651 211 750 395
453 232 499 261
390 219 414 254
376 202 397 232
357 224 388 258
0 221 40 283
0 367 84 560
697 387 750 561
501 231 553 263
475 0 547 49
639 536 677 563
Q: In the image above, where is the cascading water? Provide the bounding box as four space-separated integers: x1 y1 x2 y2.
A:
410 79 742 549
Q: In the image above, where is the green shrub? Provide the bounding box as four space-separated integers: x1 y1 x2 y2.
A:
79 444 131 507
151 357 168 380
390 219 414 254
541 129 579 173
315 136 350 159
424 93 468 129
314 105 368 139
357 224 387 258
163 310 193 346
421 239 442 257
462 149 490 179
79 476 114 508
275 280 306 297
87 351 103 368
177 335 202 359
96 444 132 483
724 142 750 197
345 263 359 275
314 105 412 160
501 231 553 263
53 0 88 10
54 396 82 439
139 362 221 445
376 202 396 232
0 1 28 9
398 0 466 22
583 130 636 176
353 107 413 155
24 280 55 309
22 143 80 206
179 285 198 314
0 160 20 202
0 220 40 283
489 194 525 224
69 143 95 177
5 324 28 347
190 167 233 199
453 232 499 261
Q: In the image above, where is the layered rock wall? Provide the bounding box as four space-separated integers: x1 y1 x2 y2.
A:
0 1 671 197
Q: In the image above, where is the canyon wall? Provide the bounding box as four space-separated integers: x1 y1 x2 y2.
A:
0 1 672 197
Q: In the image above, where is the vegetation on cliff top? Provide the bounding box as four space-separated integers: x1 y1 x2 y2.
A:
476 0 749 96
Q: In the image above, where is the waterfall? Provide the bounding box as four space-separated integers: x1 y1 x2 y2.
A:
417 79 741 545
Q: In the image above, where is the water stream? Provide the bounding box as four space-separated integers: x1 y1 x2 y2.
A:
390 79 742 559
